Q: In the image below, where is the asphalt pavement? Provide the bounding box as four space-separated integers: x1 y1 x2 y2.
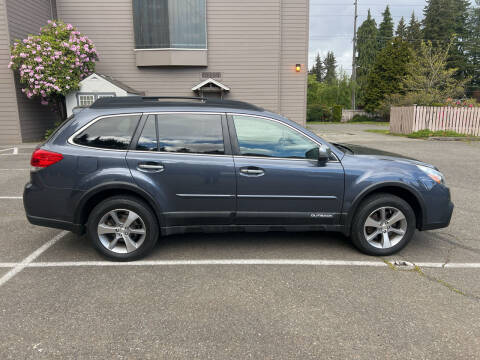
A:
1 126 479 359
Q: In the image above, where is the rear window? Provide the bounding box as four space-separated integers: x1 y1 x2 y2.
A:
73 115 140 150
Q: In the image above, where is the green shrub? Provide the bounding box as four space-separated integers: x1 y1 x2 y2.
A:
44 120 63 140
307 103 333 122
332 105 342 122
350 114 374 122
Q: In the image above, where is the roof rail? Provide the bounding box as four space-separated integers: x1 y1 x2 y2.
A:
90 96 263 111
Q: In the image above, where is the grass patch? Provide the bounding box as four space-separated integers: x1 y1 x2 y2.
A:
365 128 479 139
407 129 470 138
307 121 389 126
364 129 403 136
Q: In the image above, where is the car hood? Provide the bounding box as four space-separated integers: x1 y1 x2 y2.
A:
333 142 437 169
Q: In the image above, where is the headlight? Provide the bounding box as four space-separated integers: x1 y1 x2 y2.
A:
416 165 445 185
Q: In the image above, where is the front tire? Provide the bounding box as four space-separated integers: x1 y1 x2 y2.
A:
87 196 159 261
351 193 416 256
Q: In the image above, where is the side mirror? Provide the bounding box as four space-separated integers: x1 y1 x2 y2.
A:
318 145 331 163
306 145 331 164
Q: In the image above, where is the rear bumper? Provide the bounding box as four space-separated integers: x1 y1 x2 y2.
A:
420 201 454 231
24 181 85 234
26 214 85 234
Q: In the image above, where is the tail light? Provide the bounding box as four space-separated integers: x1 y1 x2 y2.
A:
30 149 63 168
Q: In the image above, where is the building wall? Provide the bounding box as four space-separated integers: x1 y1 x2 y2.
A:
0 0 21 144
6 0 57 142
56 0 308 125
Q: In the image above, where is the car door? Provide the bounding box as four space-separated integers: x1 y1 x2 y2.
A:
228 114 344 226
126 112 236 227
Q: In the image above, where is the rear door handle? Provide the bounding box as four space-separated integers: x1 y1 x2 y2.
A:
240 167 264 176
138 163 164 173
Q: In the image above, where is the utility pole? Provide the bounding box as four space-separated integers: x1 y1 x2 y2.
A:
351 0 358 110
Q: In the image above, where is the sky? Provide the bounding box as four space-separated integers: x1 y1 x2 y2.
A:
309 0 428 74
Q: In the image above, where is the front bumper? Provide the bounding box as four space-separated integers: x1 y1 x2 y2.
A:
420 200 454 230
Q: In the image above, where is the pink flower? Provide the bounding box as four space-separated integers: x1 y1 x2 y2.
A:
41 99 49 105
20 53 27 58
7 62 13 69
34 56 42 63
66 24 73 30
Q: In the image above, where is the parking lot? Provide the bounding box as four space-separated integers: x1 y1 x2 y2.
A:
1 125 480 359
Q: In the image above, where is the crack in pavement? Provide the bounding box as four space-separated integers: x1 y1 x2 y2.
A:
383 259 480 302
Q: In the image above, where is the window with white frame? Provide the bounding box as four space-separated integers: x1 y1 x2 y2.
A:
78 95 95 107
77 93 115 107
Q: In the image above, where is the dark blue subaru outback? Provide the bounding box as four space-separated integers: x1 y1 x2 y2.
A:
24 97 453 261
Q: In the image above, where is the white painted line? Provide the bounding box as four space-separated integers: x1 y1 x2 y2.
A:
0 196 22 199
414 262 445 268
444 263 480 268
19 260 480 269
0 148 14 153
0 169 30 171
26 259 389 267
0 263 16 268
0 231 68 287
13 147 18 155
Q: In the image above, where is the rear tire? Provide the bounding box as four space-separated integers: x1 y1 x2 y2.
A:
87 195 159 261
351 193 416 256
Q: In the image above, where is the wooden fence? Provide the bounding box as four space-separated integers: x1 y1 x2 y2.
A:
341 110 374 122
390 106 480 136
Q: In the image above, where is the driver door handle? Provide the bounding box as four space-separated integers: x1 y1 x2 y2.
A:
240 167 265 176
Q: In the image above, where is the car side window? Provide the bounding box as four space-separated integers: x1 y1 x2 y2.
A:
156 113 224 155
233 115 318 159
136 115 157 151
73 114 140 150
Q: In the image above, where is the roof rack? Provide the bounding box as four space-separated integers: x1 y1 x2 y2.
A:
90 96 263 111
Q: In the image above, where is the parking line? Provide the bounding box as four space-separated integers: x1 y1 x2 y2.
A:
26 259 390 267
1 259 480 270
20 260 480 268
0 196 22 199
0 231 68 287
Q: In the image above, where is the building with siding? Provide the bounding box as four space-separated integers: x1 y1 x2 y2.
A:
0 0 308 144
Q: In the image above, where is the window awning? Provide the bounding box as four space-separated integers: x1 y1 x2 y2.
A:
192 78 230 93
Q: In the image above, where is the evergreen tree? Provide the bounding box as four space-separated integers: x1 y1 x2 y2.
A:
377 6 394 50
406 12 423 51
465 0 480 93
314 53 325 82
423 0 470 78
396 17 407 40
363 38 414 112
323 51 337 83
355 10 378 106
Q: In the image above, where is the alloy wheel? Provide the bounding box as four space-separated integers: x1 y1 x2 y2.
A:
363 206 407 249
97 209 146 254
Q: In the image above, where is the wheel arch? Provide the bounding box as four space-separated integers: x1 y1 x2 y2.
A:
344 182 426 234
74 182 163 230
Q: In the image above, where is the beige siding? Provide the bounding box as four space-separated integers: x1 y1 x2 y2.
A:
0 0 21 144
280 0 308 125
56 0 308 125
6 0 56 142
